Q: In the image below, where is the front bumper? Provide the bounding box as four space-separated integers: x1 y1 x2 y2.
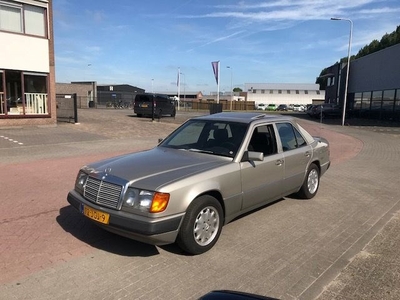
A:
67 190 184 245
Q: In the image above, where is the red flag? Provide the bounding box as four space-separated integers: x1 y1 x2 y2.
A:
211 61 219 84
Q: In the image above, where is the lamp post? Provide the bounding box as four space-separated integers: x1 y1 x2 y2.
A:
331 17 353 126
180 72 186 109
227 66 233 111
151 79 154 94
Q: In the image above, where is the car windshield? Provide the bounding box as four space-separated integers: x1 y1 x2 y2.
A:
159 119 248 158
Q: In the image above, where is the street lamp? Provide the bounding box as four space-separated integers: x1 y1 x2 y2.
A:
180 72 186 109
151 79 154 94
227 66 233 111
331 17 353 126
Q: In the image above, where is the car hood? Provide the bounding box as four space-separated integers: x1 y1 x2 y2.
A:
83 147 231 189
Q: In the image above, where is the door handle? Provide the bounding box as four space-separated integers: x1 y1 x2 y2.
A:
305 151 311 157
276 159 284 166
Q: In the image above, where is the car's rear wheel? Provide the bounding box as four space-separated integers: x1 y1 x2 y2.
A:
297 163 320 199
176 195 223 255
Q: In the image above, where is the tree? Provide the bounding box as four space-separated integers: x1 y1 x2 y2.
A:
233 87 242 92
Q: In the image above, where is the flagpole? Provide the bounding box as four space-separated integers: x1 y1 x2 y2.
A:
177 67 180 111
217 61 220 104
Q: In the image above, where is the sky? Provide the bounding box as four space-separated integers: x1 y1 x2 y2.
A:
53 0 400 95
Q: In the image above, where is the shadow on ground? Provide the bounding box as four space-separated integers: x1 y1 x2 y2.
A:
57 206 161 257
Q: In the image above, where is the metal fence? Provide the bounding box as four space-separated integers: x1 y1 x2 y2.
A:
56 94 78 123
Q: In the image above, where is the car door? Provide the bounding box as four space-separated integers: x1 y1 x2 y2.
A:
276 122 312 195
240 124 284 211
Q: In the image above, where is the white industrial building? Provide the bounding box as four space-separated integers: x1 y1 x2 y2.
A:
245 83 325 106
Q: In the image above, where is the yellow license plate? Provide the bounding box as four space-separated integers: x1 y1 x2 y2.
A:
83 205 110 224
141 104 148 107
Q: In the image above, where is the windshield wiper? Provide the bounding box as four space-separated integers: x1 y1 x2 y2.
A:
181 148 214 154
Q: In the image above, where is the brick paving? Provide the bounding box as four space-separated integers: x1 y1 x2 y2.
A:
0 109 399 300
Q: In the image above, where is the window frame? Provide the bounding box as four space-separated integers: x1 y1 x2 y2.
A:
0 1 47 38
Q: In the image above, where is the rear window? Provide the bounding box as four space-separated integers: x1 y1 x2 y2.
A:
135 95 152 103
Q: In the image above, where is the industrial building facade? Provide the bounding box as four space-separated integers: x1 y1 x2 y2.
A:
244 83 325 107
324 43 400 121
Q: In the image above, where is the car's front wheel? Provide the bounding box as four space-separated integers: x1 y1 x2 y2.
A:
297 163 320 199
176 195 223 255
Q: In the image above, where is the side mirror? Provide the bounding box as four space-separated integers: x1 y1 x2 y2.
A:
242 151 264 162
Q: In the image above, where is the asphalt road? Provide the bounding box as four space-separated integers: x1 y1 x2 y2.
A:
0 108 399 300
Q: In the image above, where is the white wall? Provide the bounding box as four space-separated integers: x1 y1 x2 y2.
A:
0 32 49 73
247 90 325 105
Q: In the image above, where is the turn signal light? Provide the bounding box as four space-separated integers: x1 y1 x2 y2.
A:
150 193 170 213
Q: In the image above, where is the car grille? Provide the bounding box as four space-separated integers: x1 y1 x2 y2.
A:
84 177 123 209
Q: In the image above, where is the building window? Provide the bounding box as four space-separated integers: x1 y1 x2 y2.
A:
361 92 371 110
0 2 46 37
354 92 362 110
371 90 382 110
382 90 395 112
0 2 22 33
0 70 4 114
252 89 256 93
287 90 290 94
1 70 48 116
304 90 308 94
24 5 46 36
278 90 282 94
395 89 400 111
261 89 265 94
295 90 299 94
269 90 273 94
316 90 320 95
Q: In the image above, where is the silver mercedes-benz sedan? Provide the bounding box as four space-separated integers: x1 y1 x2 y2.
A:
67 112 330 254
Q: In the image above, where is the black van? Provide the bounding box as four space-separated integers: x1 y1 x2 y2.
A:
134 94 176 118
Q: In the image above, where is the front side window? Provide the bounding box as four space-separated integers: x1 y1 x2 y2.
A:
248 125 277 156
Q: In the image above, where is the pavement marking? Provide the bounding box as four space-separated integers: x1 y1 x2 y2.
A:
0 135 24 145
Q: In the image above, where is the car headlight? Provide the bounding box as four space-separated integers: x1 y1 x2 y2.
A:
122 188 169 213
75 171 88 194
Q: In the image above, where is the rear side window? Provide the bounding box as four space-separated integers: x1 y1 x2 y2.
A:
276 123 307 151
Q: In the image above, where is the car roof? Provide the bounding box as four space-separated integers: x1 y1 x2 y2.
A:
194 112 294 124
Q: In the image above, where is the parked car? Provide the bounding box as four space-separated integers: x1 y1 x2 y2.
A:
67 112 330 254
306 105 317 117
276 104 288 111
134 93 176 118
293 104 305 112
266 104 277 111
310 103 342 118
256 103 266 110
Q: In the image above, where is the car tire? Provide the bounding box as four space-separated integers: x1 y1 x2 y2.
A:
297 163 320 199
176 195 223 255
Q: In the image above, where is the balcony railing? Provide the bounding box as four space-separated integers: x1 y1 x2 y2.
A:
25 93 48 114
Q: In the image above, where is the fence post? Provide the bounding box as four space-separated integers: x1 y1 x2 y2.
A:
73 93 78 123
